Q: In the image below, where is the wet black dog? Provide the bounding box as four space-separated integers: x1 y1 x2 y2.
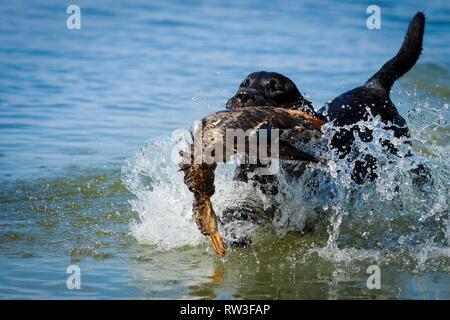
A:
226 13 425 184
219 12 426 245
318 12 425 182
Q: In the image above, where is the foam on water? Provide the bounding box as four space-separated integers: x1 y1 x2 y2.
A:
121 136 204 250
311 98 448 270
121 131 277 249
122 97 449 271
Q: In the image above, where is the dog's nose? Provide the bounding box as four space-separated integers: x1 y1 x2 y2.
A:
226 89 270 109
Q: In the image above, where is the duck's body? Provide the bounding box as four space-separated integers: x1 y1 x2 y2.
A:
179 106 325 256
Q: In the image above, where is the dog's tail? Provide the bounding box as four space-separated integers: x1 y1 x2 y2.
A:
365 12 425 91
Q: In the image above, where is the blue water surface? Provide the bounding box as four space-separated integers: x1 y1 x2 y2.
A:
0 0 449 299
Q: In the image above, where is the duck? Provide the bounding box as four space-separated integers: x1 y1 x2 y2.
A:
179 106 325 256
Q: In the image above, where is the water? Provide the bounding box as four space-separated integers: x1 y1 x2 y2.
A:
0 0 449 299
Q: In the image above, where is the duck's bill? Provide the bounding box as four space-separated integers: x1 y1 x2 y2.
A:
210 232 226 257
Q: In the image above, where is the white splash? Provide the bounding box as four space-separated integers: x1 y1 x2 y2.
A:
121 135 204 250
122 97 448 271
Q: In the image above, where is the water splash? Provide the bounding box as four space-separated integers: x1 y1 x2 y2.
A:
122 97 449 271
121 136 204 250
301 98 449 270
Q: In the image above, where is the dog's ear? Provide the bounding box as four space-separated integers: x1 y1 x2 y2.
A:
239 72 259 88
239 76 251 88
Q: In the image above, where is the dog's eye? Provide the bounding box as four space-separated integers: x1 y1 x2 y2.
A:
268 80 281 91
240 79 250 88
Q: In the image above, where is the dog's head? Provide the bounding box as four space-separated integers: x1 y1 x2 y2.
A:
226 71 314 113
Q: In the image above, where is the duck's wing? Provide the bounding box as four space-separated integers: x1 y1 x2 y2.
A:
180 107 325 257
196 107 324 164
216 107 324 131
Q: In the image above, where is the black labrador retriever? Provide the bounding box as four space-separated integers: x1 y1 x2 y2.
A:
217 12 425 246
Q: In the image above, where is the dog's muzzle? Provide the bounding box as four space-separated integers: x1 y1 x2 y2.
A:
226 89 274 109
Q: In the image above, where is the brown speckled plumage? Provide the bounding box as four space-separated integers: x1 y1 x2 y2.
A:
179 106 325 257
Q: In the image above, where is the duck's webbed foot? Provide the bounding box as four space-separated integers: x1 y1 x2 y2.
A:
192 194 225 257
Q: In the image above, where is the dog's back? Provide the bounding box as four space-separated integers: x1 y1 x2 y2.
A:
318 12 425 182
